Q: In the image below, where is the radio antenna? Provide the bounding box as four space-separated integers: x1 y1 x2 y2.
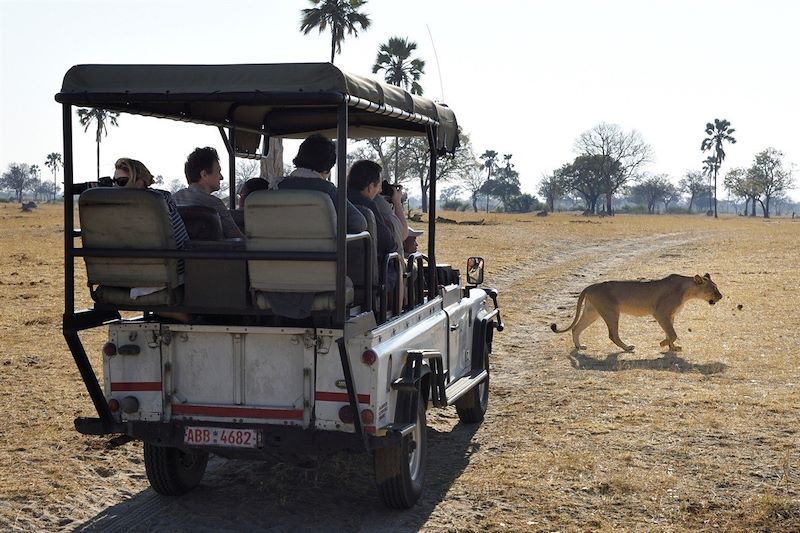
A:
426 24 445 102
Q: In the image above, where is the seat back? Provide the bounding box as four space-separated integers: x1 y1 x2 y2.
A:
79 187 180 289
177 204 223 240
245 189 337 293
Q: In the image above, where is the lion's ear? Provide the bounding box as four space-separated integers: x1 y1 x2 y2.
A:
694 275 704 285
704 273 711 280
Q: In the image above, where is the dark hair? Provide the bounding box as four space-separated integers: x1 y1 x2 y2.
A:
184 147 219 184
293 134 336 173
347 160 382 191
239 177 268 202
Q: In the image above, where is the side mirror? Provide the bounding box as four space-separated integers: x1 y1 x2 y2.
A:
466 256 484 285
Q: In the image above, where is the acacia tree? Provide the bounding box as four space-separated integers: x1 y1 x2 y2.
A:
749 147 794 218
701 118 736 218
629 174 673 213
724 167 760 216
44 152 62 202
574 123 652 215
562 155 620 214
1 163 32 202
678 170 707 213
299 0 371 64
77 108 120 180
537 169 568 212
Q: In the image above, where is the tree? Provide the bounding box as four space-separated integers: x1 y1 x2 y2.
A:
629 174 673 213
661 181 681 213
400 135 475 213
488 154 521 210
538 169 568 213
505 193 541 213
561 155 620 213
372 37 425 95
439 185 464 210
1 163 32 202
574 123 653 214
446 134 483 212
724 167 760 216
479 150 498 212
749 147 794 218
678 170 707 213
236 160 260 181
299 0 371 64
372 36 425 184
44 152 62 202
700 118 736 218
28 165 42 201
77 108 120 180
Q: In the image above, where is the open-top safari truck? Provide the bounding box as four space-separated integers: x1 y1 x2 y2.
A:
57 63 503 508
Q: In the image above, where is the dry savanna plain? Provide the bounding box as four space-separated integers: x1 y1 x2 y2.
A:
0 202 798 532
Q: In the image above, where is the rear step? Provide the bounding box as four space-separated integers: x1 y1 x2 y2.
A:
445 369 488 405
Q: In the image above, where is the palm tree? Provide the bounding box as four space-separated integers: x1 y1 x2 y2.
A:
480 150 498 212
701 118 736 218
299 0 371 64
372 36 426 184
372 37 426 95
77 108 120 180
45 152 62 202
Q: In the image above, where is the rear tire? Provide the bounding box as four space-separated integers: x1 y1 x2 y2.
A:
455 343 490 423
144 443 209 496
374 392 427 509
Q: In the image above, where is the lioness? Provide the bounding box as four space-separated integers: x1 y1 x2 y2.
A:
551 273 722 352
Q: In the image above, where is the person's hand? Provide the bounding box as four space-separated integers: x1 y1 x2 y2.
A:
391 184 402 205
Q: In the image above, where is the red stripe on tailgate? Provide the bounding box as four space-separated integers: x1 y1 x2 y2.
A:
315 391 370 404
171 404 303 420
110 381 162 392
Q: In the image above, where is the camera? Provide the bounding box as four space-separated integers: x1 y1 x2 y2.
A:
381 181 406 203
71 176 114 195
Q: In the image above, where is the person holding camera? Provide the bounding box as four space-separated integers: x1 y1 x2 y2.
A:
346 160 402 290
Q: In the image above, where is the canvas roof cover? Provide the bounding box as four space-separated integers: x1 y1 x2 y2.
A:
56 63 459 156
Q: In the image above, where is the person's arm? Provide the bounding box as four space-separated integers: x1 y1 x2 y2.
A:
391 186 409 239
211 195 245 238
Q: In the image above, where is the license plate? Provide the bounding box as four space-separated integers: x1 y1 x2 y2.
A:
184 426 260 448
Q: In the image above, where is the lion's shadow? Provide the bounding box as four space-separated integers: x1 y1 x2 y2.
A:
568 349 727 375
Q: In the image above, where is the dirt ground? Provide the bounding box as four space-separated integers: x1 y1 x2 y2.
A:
0 203 798 532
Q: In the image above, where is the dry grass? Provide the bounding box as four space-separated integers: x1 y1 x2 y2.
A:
1 203 798 531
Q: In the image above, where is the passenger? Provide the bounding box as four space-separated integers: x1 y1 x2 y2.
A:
174 147 245 239
113 158 189 251
403 227 423 257
374 179 408 254
238 177 268 205
346 160 402 290
274 134 367 234
112 158 190 321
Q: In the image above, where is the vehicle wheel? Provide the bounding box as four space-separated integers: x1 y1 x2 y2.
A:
374 392 427 509
143 443 209 496
455 344 489 423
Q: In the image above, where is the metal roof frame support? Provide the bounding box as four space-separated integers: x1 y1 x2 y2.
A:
335 102 348 328
63 103 75 316
426 126 438 300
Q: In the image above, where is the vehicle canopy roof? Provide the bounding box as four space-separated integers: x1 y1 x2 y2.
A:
56 62 459 157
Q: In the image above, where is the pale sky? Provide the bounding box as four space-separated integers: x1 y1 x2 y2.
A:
1 0 797 199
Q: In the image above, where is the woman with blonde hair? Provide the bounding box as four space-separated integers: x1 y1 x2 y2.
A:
113 157 156 188
111 157 190 316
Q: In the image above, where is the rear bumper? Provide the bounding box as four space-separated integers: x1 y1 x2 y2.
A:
75 417 400 455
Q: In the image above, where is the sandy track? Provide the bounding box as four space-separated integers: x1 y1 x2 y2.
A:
72 229 707 532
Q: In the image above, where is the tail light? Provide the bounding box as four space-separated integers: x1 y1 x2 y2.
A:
360 409 374 424
102 342 117 357
362 349 377 366
107 398 120 412
338 405 354 424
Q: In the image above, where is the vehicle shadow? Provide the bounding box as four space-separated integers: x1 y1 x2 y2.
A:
75 420 481 533
568 349 728 375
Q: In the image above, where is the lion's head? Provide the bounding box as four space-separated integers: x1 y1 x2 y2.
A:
694 273 723 305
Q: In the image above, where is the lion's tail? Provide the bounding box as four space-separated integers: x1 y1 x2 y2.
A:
550 289 588 333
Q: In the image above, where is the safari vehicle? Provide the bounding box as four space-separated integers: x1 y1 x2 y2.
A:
57 63 503 509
